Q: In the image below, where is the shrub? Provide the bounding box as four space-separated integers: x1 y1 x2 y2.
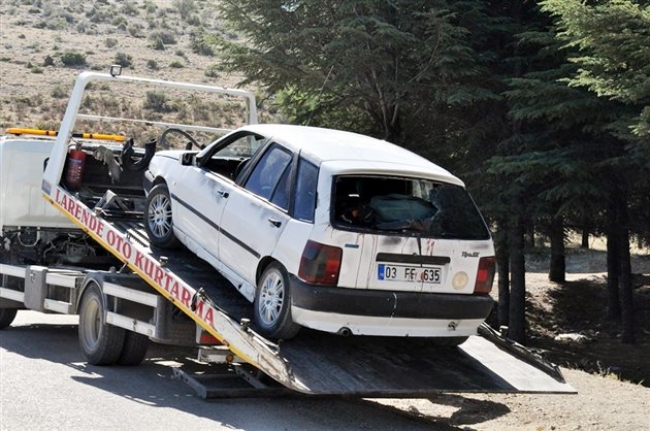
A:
120 3 139 16
43 55 55 67
30 66 44 74
204 64 220 78
114 52 133 68
190 32 214 56
146 59 159 70
60 51 87 67
174 0 196 21
144 91 174 112
51 86 68 99
149 30 176 45
105 38 118 48
169 60 184 68
128 23 143 37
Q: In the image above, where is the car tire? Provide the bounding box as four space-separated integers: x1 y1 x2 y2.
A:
253 262 300 340
144 183 180 249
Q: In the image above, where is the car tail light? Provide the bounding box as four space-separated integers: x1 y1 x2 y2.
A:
474 256 495 294
298 240 342 286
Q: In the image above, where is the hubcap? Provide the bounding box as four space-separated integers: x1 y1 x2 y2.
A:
258 270 284 326
148 193 172 238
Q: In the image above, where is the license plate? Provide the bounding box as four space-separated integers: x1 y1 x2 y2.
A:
378 264 442 284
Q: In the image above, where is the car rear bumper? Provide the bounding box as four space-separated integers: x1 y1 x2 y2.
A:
289 275 493 337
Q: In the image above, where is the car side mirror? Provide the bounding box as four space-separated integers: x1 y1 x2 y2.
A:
181 153 195 166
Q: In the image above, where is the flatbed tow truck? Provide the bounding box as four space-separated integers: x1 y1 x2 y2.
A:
0 69 574 398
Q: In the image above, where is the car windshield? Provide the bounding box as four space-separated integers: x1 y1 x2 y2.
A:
332 175 490 240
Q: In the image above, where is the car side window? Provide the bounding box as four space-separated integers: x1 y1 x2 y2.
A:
293 159 318 222
244 144 293 206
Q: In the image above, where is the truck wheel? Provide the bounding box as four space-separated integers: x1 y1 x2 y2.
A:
78 283 125 365
0 308 18 329
145 184 180 248
434 336 469 347
117 331 149 366
253 263 300 340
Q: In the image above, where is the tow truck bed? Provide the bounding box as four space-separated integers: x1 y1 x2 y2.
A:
116 221 573 395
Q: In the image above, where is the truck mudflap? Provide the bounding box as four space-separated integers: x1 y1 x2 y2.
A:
41 184 574 396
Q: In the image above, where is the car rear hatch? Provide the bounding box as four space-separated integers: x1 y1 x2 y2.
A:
330 174 494 295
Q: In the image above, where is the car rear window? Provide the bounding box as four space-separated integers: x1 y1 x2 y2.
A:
332 175 490 240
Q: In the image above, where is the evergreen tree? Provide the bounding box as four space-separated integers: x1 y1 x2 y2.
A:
215 0 493 147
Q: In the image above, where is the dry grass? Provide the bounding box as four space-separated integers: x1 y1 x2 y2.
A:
0 0 253 134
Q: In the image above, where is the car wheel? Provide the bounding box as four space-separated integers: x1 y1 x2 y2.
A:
144 183 180 248
253 263 300 340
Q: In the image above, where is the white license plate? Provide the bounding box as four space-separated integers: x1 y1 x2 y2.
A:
377 264 442 284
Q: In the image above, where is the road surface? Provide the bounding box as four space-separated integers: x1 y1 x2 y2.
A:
1 311 462 431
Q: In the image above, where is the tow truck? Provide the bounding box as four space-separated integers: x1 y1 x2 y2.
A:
0 68 574 397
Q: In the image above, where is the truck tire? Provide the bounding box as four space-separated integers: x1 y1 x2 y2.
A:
253 262 300 340
434 336 469 347
144 183 180 249
78 283 125 365
0 308 17 329
117 331 150 366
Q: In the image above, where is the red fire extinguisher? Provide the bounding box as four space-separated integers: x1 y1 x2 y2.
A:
65 148 86 190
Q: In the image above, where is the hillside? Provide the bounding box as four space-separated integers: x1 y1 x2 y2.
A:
0 0 247 131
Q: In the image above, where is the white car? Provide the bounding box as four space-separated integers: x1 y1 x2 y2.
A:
144 124 495 340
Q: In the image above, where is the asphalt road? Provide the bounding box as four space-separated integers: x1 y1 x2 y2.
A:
0 311 461 431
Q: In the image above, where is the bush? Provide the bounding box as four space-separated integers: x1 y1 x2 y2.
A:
204 64 220 78
149 30 176 45
51 86 68 99
146 59 160 70
120 3 139 16
105 38 118 48
114 52 133 68
30 66 44 74
169 60 184 68
127 23 143 37
60 51 87 67
43 55 55 67
144 91 175 112
190 32 214 56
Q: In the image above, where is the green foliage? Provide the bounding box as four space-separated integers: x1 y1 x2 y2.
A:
114 52 133 68
217 0 491 143
174 0 197 21
146 59 160 70
542 0 650 139
42 55 54 67
149 30 176 50
189 31 214 56
169 60 184 68
144 91 176 112
105 38 118 48
51 86 68 99
60 51 87 67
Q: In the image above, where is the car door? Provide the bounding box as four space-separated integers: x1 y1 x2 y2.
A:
218 143 294 286
170 132 265 260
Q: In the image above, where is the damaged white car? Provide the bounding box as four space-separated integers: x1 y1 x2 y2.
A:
144 124 495 341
